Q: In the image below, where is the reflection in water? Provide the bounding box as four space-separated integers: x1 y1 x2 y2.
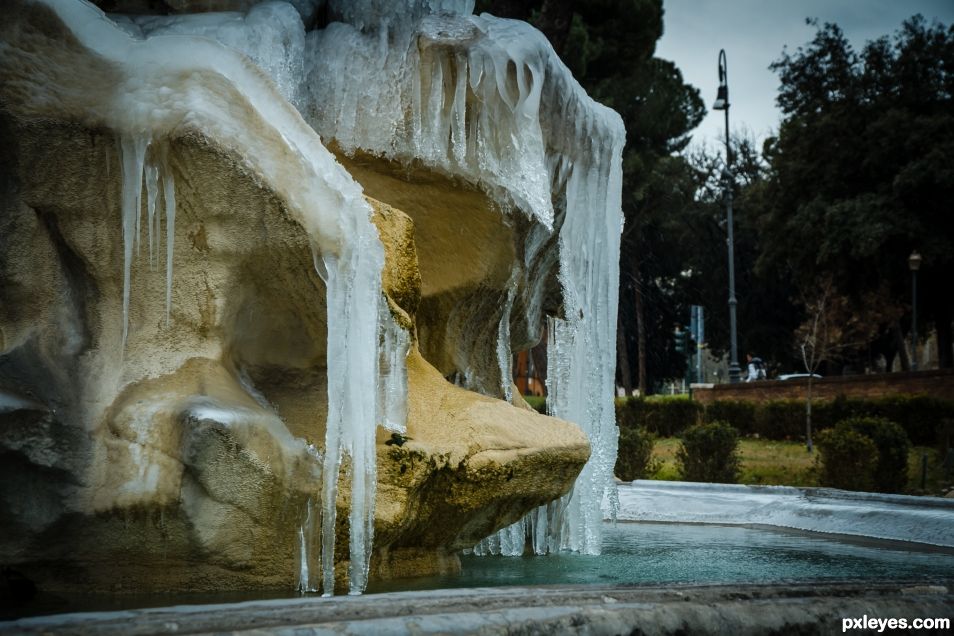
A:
9 522 954 619
368 521 954 593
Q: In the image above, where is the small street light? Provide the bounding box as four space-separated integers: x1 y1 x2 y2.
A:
713 49 741 383
909 251 922 371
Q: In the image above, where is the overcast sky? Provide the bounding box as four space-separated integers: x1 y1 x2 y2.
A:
656 0 954 152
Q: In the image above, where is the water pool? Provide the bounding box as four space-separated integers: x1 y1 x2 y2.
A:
7 521 954 620
368 521 954 593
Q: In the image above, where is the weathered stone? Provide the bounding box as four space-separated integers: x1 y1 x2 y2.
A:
0 115 587 594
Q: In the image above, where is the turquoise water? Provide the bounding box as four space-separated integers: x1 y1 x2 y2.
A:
8 522 954 619
367 521 954 593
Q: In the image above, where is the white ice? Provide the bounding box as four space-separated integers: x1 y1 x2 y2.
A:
302 2 624 556
3 0 401 595
617 480 954 548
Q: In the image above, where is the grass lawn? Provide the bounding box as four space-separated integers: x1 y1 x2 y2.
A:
645 437 948 493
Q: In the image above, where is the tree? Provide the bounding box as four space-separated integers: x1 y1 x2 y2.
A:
481 0 707 392
760 16 954 369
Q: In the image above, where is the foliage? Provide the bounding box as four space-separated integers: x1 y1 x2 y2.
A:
523 395 547 414
480 0 709 390
615 394 954 445
762 16 954 369
615 425 659 481
704 400 757 435
676 421 741 483
651 437 946 492
815 428 879 491
616 397 702 437
836 416 911 493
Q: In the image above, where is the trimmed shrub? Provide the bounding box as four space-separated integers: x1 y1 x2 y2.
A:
676 421 741 483
612 393 954 447
837 416 911 493
615 425 659 481
816 428 879 491
705 400 757 435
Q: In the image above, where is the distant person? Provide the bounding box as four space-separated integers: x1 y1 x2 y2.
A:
745 354 766 382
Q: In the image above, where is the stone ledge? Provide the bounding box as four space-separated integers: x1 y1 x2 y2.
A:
5 582 953 635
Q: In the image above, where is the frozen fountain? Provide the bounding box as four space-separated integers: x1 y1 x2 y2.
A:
0 0 621 596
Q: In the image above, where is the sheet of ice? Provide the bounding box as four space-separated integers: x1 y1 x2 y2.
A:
303 3 624 556
302 10 554 227
616 481 954 548
110 2 307 108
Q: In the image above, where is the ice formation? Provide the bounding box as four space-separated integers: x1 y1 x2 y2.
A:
378 303 411 434
0 0 414 595
118 136 176 345
109 2 307 108
303 2 624 555
9 0 621 592
618 481 954 548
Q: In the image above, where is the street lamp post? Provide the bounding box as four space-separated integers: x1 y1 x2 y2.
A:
909 251 922 371
713 49 741 383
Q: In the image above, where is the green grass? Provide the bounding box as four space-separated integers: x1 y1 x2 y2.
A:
523 395 547 413
639 437 950 494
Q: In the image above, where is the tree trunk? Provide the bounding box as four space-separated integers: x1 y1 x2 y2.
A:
936 306 953 369
893 321 911 371
616 312 633 395
634 271 648 396
805 375 814 453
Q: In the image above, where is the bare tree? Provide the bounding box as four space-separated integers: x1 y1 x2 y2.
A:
796 279 901 452
798 285 831 454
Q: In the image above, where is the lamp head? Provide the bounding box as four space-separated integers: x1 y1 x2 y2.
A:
714 49 729 110
909 251 922 272
713 84 729 111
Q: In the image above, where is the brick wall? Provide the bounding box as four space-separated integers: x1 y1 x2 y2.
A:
692 369 954 404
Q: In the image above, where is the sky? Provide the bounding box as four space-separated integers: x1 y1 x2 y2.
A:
656 0 954 152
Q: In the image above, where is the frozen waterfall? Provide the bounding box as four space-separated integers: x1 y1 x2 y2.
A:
27 0 622 595
13 0 408 595
303 2 624 556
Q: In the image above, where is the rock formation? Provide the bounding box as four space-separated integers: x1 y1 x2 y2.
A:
0 0 623 595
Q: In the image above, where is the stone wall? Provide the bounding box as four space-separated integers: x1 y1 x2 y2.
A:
692 369 954 404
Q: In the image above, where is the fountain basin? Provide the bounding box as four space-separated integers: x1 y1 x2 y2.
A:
4 581 952 635
616 480 954 548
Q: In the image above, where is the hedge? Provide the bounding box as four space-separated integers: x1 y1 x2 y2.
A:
615 397 702 437
613 394 954 445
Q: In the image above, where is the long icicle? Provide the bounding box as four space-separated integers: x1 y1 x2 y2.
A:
119 135 148 349
160 146 176 325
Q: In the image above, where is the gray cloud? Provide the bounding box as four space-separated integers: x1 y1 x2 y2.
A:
655 0 954 151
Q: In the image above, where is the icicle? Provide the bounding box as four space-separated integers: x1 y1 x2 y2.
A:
496 272 518 403
378 303 410 433
117 137 178 340
315 224 386 596
144 162 159 269
160 151 176 325
119 135 148 349
297 497 318 593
